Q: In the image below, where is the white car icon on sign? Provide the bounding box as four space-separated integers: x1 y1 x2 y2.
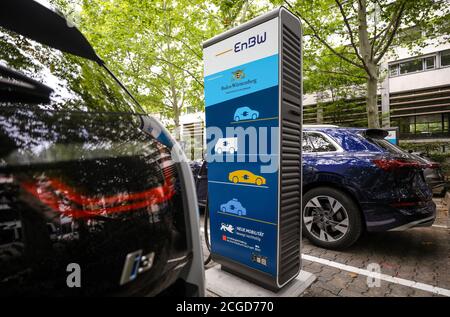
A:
214 137 238 154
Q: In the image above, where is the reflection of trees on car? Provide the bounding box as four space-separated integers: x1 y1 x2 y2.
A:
0 28 138 114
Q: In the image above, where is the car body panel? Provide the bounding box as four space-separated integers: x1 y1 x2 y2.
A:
0 105 193 296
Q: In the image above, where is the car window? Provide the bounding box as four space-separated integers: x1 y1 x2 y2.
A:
302 132 313 153
305 132 337 153
0 26 141 114
365 137 407 155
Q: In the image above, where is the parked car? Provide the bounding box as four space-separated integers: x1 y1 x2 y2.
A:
192 160 207 208
0 0 203 296
409 152 447 196
193 126 436 249
233 106 259 121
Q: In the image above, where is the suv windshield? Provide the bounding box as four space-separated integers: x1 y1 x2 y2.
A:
0 26 141 113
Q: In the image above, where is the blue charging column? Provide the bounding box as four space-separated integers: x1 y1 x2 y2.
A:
203 7 302 291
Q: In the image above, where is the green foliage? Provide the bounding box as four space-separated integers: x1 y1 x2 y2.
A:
47 0 448 132
274 0 449 128
48 0 274 138
399 141 450 155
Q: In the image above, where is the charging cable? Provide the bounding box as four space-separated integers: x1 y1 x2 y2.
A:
203 197 212 266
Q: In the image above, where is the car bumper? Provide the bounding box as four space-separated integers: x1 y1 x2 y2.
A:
428 181 447 195
362 200 436 232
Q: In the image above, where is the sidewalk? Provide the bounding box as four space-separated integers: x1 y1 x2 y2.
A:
433 194 449 228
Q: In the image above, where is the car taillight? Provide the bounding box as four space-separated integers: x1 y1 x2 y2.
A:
373 159 426 171
427 163 440 169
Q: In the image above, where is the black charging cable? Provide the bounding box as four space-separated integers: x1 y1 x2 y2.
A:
203 197 212 266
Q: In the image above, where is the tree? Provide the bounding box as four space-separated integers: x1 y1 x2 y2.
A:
49 0 223 139
212 0 274 29
79 0 221 139
278 0 449 128
48 0 274 139
303 46 367 124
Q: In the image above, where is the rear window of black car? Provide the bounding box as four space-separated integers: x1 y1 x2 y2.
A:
0 26 141 114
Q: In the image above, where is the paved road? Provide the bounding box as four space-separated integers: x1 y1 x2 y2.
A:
301 227 449 297
202 222 450 297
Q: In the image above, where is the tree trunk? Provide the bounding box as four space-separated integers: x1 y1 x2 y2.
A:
173 112 181 140
366 74 380 128
357 0 380 128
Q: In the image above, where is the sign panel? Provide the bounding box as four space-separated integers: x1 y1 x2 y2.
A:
204 17 280 277
385 127 399 145
204 7 302 290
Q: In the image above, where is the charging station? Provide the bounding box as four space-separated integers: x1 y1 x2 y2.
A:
203 7 302 291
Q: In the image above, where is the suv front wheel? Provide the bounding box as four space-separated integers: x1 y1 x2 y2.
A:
302 187 362 249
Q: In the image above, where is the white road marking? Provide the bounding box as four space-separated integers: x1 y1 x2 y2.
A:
432 224 448 229
302 254 450 297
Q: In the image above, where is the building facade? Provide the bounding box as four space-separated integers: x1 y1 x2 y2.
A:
303 39 450 150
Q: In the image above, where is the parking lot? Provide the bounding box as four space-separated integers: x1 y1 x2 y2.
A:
203 199 450 297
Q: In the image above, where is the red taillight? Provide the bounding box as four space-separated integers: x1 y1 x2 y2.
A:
373 159 426 171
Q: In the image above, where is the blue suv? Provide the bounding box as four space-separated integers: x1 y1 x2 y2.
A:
192 126 436 249
301 126 435 249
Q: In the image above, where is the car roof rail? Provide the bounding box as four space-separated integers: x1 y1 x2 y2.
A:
303 124 339 128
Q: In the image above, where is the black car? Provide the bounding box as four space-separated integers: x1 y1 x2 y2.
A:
0 0 204 296
410 152 447 196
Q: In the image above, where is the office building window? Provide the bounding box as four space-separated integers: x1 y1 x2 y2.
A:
394 114 449 136
389 64 399 76
424 56 435 70
399 59 422 74
441 50 450 67
388 50 450 77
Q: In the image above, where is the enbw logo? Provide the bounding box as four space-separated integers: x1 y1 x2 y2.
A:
234 32 267 53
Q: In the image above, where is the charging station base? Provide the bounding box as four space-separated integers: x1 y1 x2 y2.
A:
206 266 316 297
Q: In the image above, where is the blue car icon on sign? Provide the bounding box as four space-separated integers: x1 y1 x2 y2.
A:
233 107 259 122
220 199 247 216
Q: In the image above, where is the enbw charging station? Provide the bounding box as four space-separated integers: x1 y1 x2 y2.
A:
203 7 303 291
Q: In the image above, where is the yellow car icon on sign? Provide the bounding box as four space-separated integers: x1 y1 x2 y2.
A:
228 170 266 186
